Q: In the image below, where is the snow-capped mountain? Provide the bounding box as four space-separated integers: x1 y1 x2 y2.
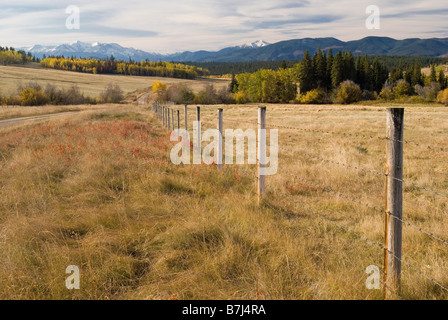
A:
23 41 164 61
238 40 271 49
21 37 448 63
23 40 272 62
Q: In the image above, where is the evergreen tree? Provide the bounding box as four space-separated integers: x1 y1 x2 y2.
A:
229 73 239 93
326 49 334 90
312 47 326 89
331 51 344 89
346 51 356 82
430 64 437 83
439 70 446 90
411 62 423 86
280 60 287 69
298 50 314 94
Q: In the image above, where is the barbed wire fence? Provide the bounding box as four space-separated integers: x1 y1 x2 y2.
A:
151 101 448 300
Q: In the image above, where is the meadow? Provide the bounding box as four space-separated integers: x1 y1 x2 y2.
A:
0 102 446 300
0 64 229 99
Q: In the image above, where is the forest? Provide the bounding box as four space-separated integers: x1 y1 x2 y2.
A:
0 46 34 65
39 57 209 79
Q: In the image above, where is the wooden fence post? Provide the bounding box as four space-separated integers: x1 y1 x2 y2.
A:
384 108 404 299
171 109 175 131
258 106 266 205
196 106 201 153
167 108 169 129
184 105 188 132
163 107 166 127
217 108 223 170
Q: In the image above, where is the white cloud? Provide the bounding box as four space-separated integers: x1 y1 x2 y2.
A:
0 0 447 53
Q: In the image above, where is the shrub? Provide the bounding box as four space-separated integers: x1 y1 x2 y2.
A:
45 84 65 105
415 82 441 102
299 88 327 104
20 87 48 106
437 88 448 105
392 79 412 98
194 84 218 105
216 87 235 104
101 83 124 103
152 81 167 100
362 90 378 101
234 91 247 104
333 80 362 104
62 85 86 105
164 84 195 104
379 87 395 101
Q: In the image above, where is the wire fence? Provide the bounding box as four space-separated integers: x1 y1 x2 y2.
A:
151 101 448 300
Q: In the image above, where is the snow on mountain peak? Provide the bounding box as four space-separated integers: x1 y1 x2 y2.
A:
239 40 270 48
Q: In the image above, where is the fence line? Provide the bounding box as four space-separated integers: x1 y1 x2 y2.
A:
151 102 447 300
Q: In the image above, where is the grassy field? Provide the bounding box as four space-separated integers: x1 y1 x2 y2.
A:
0 102 446 300
0 64 230 99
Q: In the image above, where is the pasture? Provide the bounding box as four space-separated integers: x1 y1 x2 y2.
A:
0 64 229 98
0 102 446 300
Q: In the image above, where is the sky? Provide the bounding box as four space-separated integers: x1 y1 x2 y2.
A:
1 0 447 53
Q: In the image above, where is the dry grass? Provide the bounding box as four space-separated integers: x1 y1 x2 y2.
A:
0 104 121 121
0 102 446 300
0 64 230 98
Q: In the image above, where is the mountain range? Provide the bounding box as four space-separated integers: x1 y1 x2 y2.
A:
22 37 448 63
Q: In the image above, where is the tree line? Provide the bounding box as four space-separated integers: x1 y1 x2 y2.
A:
180 56 448 76
0 46 34 65
40 57 210 79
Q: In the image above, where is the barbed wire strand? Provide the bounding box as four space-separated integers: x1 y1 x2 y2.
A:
277 170 384 213
230 168 404 300
278 146 448 199
262 199 405 300
277 170 448 247
275 188 448 294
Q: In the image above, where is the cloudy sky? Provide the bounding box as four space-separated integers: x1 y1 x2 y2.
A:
1 0 447 53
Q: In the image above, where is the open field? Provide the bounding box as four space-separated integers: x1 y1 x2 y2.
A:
0 102 446 300
0 64 230 99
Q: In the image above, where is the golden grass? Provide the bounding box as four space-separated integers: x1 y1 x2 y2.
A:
0 102 446 300
0 64 230 98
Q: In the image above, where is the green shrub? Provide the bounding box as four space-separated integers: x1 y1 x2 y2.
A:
379 87 395 101
392 79 412 98
333 80 362 104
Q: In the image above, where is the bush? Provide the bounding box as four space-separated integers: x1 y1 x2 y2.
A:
194 84 218 105
333 80 362 104
45 84 65 105
392 79 412 98
20 87 48 106
362 90 378 101
379 87 395 101
299 88 328 104
62 85 86 105
216 87 235 104
437 88 448 105
101 83 124 103
164 84 195 104
415 82 441 102
152 81 167 100
234 91 247 104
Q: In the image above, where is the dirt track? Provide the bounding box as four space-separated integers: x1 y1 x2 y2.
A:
0 111 80 129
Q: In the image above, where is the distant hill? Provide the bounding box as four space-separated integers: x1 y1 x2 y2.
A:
22 37 448 63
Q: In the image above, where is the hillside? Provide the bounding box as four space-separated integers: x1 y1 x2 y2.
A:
0 64 229 98
23 37 448 63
